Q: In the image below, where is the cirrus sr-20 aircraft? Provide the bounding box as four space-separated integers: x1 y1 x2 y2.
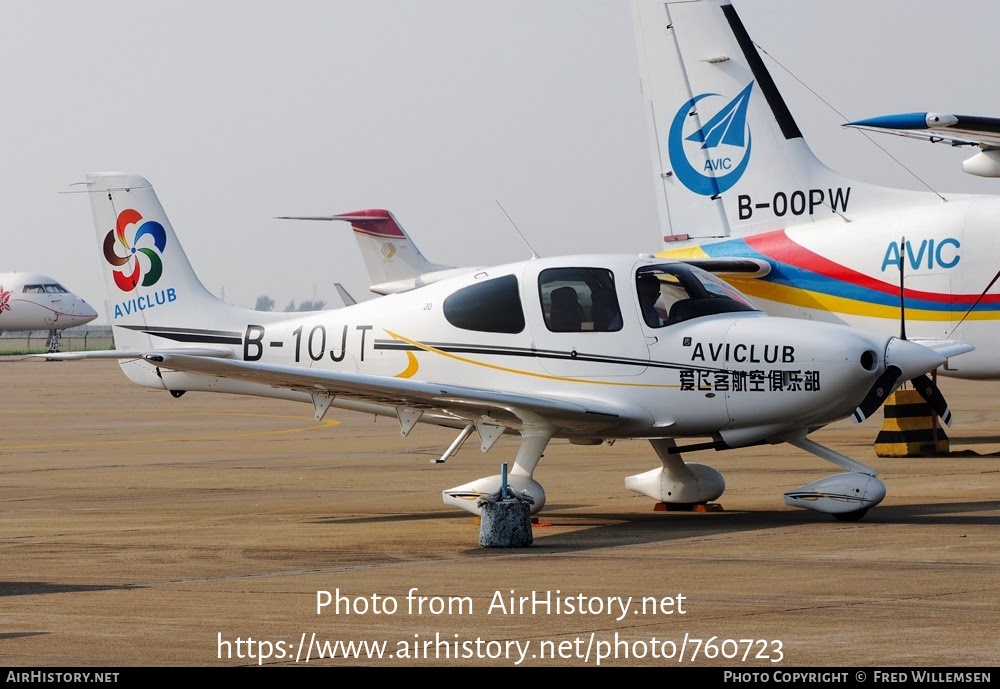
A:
44 173 971 522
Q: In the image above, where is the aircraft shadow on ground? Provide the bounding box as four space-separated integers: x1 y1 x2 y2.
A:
0 632 47 641
522 499 1000 553
312 512 470 526
0 582 143 598
308 499 998 555
945 436 1000 456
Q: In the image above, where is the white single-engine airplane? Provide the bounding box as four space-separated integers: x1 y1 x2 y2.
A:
44 173 970 522
0 272 97 348
627 0 1000 381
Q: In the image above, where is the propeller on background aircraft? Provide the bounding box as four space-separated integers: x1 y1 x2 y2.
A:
852 236 953 425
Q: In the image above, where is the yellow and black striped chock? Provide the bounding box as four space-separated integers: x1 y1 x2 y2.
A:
875 389 948 457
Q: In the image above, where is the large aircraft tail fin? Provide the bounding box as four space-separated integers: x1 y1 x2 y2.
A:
632 0 936 241
281 209 455 294
281 209 472 295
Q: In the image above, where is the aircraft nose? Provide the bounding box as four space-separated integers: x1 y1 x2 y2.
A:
68 298 99 324
883 337 946 380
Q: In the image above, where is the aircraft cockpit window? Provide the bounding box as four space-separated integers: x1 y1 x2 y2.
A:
539 267 622 333
22 284 44 293
443 274 525 334
43 284 68 293
636 264 759 328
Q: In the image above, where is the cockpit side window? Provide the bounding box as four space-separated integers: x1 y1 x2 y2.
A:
539 267 622 333
22 284 44 293
443 274 525 333
636 264 759 328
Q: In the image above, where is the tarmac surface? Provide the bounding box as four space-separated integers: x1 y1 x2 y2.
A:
0 358 997 667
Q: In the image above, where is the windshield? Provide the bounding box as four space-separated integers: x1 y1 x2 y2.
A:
636 263 760 328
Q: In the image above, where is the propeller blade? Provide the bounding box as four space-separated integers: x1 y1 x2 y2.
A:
898 235 907 341
852 365 902 424
910 373 953 427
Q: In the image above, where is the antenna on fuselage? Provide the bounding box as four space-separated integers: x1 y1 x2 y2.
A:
496 201 539 259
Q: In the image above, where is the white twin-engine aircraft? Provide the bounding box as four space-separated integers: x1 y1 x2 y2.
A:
0 272 97 335
631 0 1000 380
51 173 970 521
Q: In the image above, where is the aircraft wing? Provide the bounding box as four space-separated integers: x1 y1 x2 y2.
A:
142 353 653 435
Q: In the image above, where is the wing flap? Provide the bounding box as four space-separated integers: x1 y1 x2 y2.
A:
150 353 652 433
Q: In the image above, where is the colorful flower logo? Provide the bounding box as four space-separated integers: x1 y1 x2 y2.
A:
104 209 167 292
0 286 10 314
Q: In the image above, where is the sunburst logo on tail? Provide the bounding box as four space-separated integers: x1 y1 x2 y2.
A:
104 209 168 292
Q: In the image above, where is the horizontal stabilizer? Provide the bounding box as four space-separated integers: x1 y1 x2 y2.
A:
845 112 1000 148
32 347 234 361
909 338 975 361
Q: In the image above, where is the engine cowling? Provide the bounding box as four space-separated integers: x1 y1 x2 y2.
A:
783 472 886 515
442 474 545 516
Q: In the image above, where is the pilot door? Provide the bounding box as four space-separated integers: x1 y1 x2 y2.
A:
526 264 649 378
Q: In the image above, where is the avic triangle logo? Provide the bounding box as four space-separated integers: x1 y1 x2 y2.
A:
103 209 168 292
668 81 754 196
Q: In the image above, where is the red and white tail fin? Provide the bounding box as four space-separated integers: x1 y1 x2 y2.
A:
631 0 937 242
281 209 471 295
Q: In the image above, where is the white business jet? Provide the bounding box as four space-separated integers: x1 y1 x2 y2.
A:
0 272 97 349
47 173 969 521
629 0 1000 381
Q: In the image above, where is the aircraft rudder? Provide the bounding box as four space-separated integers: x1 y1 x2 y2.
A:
84 172 230 347
331 208 449 288
632 0 933 242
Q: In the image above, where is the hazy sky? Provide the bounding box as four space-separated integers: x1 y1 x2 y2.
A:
2 0 996 323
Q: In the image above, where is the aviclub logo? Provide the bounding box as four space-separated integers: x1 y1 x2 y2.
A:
104 209 167 291
668 81 754 196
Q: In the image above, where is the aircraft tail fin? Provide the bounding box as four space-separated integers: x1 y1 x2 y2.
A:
632 0 936 242
281 209 454 294
84 173 265 388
